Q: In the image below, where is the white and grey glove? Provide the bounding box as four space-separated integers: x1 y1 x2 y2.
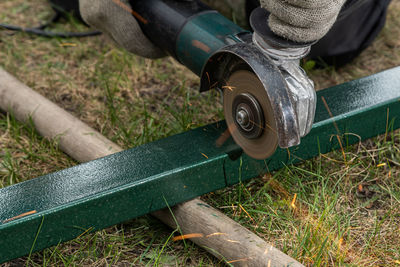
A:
79 0 164 58
260 0 346 43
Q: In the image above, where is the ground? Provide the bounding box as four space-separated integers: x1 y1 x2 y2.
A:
0 0 400 266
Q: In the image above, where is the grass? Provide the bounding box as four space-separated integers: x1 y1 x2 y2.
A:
1 0 400 266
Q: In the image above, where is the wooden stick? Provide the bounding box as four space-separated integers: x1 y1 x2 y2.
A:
0 67 303 267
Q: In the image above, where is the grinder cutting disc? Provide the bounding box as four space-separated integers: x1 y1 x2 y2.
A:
223 70 278 159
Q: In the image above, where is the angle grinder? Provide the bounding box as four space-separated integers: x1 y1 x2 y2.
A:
130 0 316 159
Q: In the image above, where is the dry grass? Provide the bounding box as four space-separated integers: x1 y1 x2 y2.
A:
1 0 400 266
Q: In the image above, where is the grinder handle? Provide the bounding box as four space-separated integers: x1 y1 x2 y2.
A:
129 0 247 75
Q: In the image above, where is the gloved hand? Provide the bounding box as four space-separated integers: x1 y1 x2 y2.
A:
79 0 164 58
260 0 346 43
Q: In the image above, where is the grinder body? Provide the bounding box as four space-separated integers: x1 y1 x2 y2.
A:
130 0 246 75
130 0 315 159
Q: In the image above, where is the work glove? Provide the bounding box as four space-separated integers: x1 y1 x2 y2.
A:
79 0 164 58
260 0 347 43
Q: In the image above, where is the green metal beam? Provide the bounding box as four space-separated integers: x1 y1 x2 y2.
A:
1 67 400 263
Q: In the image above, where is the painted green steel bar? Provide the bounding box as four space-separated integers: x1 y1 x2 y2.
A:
1 67 400 263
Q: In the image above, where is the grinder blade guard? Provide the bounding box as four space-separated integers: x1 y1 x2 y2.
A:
130 0 316 159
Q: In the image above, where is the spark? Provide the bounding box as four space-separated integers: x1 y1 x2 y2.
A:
358 184 363 192
336 237 344 256
210 81 218 88
239 204 255 223
221 85 235 91
3 210 37 223
264 245 273 255
227 258 250 264
291 193 297 209
267 259 271 267
205 72 210 84
338 237 343 250
112 0 148 24
248 119 278 135
286 148 291 160
226 239 240 243
172 233 204 241
201 153 208 159
206 232 228 238
377 163 386 167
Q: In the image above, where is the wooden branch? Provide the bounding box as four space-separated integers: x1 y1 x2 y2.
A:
0 67 303 267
